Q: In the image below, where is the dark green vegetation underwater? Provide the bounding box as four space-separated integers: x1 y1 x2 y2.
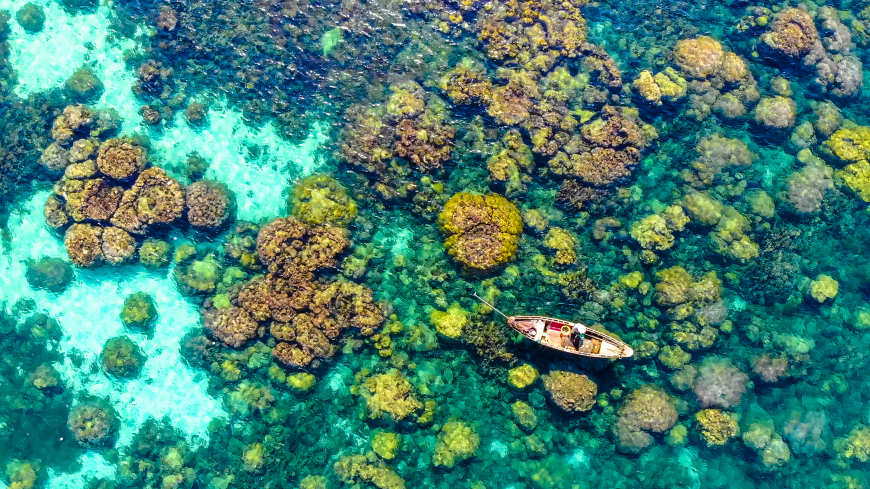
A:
6 0 870 488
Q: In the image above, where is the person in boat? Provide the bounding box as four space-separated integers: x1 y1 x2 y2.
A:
571 323 586 349
530 319 545 343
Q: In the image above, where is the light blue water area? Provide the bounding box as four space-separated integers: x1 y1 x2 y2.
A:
0 192 226 486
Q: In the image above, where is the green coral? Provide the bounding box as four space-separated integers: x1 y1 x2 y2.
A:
120 291 158 330
174 253 222 296
512 400 538 431
139 239 172 268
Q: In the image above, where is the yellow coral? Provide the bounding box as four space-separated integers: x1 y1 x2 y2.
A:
824 126 870 164
438 192 523 271
810 275 839 302
839 160 870 202
364 370 423 421
334 453 406 489
542 227 578 266
633 70 662 105
511 400 539 431
242 443 265 473
656 69 688 101
433 420 480 468
681 192 723 226
631 215 672 251
299 475 328 489
507 364 539 389
371 431 401 460
620 271 644 289
659 345 691 369
287 372 317 392
836 425 870 462
430 303 470 339
696 409 739 446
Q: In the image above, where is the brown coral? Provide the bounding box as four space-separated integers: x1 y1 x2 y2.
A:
64 223 103 267
761 8 819 58
111 167 185 234
96 138 147 181
185 180 234 229
256 217 349 277
542 370 597 413
203 306 262 348
101 226 136 265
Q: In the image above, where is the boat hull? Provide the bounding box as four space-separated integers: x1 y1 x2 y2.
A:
508 316 634 359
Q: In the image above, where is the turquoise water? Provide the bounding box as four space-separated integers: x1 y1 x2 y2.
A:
3 0 870 488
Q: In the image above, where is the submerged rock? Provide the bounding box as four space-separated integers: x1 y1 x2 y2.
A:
24 257 74 292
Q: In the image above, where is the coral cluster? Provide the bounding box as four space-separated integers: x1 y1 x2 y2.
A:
438 192 523 272
43 104 236 267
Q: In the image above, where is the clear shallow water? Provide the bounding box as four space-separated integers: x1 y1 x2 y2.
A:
3 0 870 488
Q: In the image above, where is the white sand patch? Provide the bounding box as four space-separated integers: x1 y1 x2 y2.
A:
4 0 142 129
0 191 226 453
148 108 330 222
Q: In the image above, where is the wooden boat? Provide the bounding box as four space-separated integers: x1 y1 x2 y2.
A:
473 294 634 359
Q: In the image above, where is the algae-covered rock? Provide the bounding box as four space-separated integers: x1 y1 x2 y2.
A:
65 66 104 102
120 292 158 330
16 3 45 32
25 257 74 293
